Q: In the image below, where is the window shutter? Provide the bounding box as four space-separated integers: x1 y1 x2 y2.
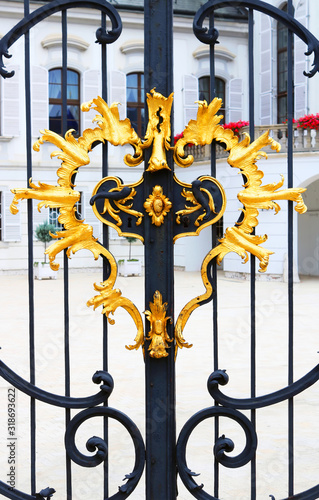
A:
31 66 48 137
82 69 101 131
109 70 126 121
183 74 198 126
83 190 102 241
3 190 21 241
228 78 243 122
294 1 307 118
33 200 48 239
260 14 273 125
1 66 20 137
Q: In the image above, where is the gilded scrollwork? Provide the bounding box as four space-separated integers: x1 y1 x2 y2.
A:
10 99 144 351
87 283 144 352
144 186 172 226
176 178 217 227
91 176 144 240
174 98 307 355
144 291 173 358
9 92 308 360
173 98 238 168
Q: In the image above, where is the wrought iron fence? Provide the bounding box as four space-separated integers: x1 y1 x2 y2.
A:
0 0 319 499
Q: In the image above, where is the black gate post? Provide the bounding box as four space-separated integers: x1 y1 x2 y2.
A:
144 1 176 499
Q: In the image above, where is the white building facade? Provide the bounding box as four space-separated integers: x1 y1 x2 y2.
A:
0 0 318 277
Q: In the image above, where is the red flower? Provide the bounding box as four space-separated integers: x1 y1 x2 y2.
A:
296 113 319 130
174 132 184 145
173 132 194 147
222 120 249 136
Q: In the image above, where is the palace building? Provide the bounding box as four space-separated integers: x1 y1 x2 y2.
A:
0 0 318 278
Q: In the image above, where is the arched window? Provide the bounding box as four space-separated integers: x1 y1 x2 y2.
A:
277 3 294 123
127 72 145 136
198 76 226 122
49 68 80 135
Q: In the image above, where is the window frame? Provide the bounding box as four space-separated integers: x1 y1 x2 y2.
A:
126 72 145 137
198 76 226 123
49 67 81 136
276 3 294 124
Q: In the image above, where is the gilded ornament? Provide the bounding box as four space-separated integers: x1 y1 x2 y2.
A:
173 98 238 168
175 176 226 230
9 99 144 351
91 176 144 241
174 97 307 355
143 89 173 172
9 92 308 359
144 186 172 226
144 291 173 358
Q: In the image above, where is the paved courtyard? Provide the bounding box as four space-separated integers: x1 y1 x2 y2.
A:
0 270 318 499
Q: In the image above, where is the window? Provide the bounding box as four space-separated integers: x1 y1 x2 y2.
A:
49 68 80 135
49 208 63 230
277 3 294 123
198 76 226 122
127 72 145 136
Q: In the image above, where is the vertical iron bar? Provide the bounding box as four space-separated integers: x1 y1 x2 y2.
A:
287 0 294 495
144 1 176 498
24 0 36 493
101 11 109 498
209 16 217 370
209 14 219 499
61 10 72 499
248 9 256 500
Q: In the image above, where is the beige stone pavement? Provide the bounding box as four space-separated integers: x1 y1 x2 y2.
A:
0 270 318 499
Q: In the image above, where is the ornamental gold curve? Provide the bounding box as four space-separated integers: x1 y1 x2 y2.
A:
91 176 144 242
174 98 307 355
9 97 145 352
174 175 226 241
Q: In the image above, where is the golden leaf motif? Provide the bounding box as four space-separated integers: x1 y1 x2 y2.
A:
144 291 173 358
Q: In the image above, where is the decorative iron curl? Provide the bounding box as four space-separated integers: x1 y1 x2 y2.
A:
193 0 319 77
0 482 55 500
0 360 113 408
176 406 257 499
207 365 319 410
0 0 122 78
65 406 145 498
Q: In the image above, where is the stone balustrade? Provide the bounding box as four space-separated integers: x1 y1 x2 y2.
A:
184 124 319 162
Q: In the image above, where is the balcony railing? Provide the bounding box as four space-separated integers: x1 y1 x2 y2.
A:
184 124 319 162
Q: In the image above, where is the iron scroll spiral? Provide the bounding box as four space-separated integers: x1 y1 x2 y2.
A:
65 406 145 499
0 0 122 78
207 365 319 410
193 0 319 78
176 406 257 499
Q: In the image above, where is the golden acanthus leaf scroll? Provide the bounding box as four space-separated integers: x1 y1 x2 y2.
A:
174 98 307 355
10 98 144 352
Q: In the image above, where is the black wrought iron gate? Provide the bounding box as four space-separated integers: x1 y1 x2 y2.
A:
0 0 319 499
